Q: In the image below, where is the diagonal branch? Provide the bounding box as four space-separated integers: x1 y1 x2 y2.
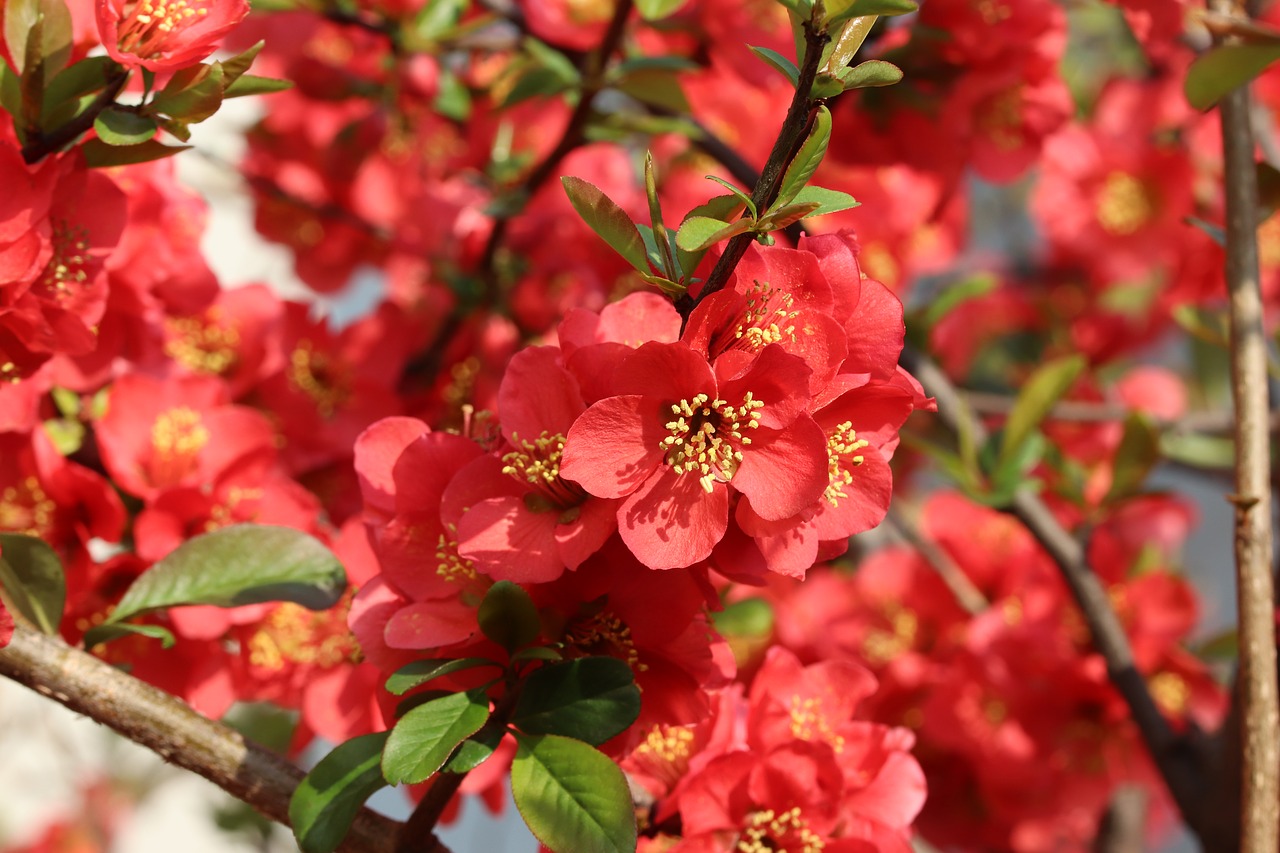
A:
0 625 410 853
899 344 1218 845
1214 0 1280 849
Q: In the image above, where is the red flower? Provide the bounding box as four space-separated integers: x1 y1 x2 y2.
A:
561 341 827 570
96 0 249 71
0 595 11 649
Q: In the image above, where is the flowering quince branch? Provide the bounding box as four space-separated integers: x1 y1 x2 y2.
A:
675 8 831 316
19 67 129 164
963 389 1280 435
1213 0 1280 848
883 507 987 615
0 624 407 853
899 343 1220 844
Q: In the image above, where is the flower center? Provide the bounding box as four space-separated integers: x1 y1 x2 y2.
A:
565 612 648 674
737 807 825 853
861 606 919 665
709 282 798 358
823 422 869 506
1096 171 1154 236
116 0 210 58
247 599 360 671
661 392 763 493
788 694 846 753
502 431 586 510
36 222 90 304
164 311 240 375
1149 671 1190 717
288 339 350 418
437 526 477 582
0 476 55 538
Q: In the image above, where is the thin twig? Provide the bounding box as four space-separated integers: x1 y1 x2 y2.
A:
900 343 1217 845
676 14 831 318
1214 0 1280 848
0 625 407 853
963 390 1280 435
883 507 988 615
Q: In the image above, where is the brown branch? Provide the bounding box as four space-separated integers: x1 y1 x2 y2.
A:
676 13 831 318
1215 0 1280 848
1092 786 1147 853
963 390 1280 435
0 625 407 853
395 770 467 853
475 0 635 286
21 67 129 164
900 344 1219 845
883 507 988 616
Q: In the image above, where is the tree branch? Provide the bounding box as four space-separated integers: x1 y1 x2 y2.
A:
676 15 830 318
21 67 129 164
900 344 1218 845
963 390 1280 435
883 507 988 616
1214 0 1280 847
0 625 408 853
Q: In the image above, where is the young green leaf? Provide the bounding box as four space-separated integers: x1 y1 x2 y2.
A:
773 105 832 209
223 74 292 98
511 657 641 745
748 45 800 88
0 533 65 635
921 274 997 330
381 690 491 785
1185 43 1280 111
94 107 157 146
675 215 757 252
441 723 506 773
386 658 500 696
1104 413 1161 505
703 175 757 218
676 194 745 278
757 200 821 231
561 177 651 273
644 153 678 280
82 622 176 649
81 138 190 168
511 733 637 853
826 0 917 24
997 355 1086 471
98 524 347 628
839 59 903 89
151 62 225 123
787 185 859 217
712 597 775 638
477 580 541 652
636 0 689 19
615 68 688 112
290 732 389 853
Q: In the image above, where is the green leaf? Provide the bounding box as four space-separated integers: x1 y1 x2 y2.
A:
434 69 471 120
500 66 572 107
809 71 846 99
826 0 917 23
93 107 157 145
615 68 688 112
839 59 903 89
41 56 115 126
1104 413 1161 504
83 622 176 649
1194 629 1238 661
1172 304 1229 347
676 194 744 277
1184 215 1226 248
675 215 757 251
290 732 389 853
712 597 774 637
758 200 821 231
386 658 499 696
703 175 757 218
4 0 73 77
413 0 468 42
997 355 1086 470
512 646 563 663
223 74 292 98
1185 43 1280 111
511 733 636 853
561 177 651 273
81 138 188 167
922 274 996 329
636 0 689 19
382 690 491 785
1159 432 1234 470
643 152 678 280
0 533 65 635
151 62 225 123
511 657 640 746
748 45 799 87
477 581 541 652
441 723 506 773
99 524 346 627
773 105 832 209
218 41 263 87
524 37 580 86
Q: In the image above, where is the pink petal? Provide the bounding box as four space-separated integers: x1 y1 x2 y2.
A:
561 395 662 498
731 417 828 521
354 417 429 517
498 346 585 442
844 279 905 378
618 466 729 570
810 447 894 540
384 599 476 649
456 495 566 584
555 497 619 570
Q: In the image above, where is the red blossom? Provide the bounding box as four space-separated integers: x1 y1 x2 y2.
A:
96 0 249 71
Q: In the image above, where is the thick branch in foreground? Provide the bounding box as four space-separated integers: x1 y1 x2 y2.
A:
899 345 1218 845
1215 3 1280 848
0 625 407 853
